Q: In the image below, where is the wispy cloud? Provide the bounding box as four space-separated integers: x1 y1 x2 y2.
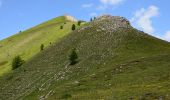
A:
100 0 124 6
96 5 107 10
131 5 159 34
97 0 125 10
89 12 97 17
82 3 93 8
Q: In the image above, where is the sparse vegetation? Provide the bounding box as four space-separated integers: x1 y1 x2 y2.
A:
12 56 24 70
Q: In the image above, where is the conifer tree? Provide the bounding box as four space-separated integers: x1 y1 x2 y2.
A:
78 21 81 26
69 49 78 65
72 24 76 30
12 56 24 70
40 44 44 51
60 25 63 29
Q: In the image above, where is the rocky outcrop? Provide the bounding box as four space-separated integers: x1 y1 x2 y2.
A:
64 15 77 22
94 15 132 30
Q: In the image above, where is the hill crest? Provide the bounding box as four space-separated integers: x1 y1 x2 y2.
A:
64 15 77 22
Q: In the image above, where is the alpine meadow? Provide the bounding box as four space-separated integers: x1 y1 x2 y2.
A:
0 0 170 100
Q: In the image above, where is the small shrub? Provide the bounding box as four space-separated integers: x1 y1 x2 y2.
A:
72 24 76 31
40 44 44 51
69 48 78 65
12 56 24 70
60 25 63 29
78 21 82 26
90 18 93 22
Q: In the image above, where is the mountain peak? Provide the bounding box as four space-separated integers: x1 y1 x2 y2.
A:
64 15 77 22
95 15 132 29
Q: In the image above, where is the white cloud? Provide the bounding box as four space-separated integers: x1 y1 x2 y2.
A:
89 13 97 17
97 0 124 10
96 5 107 10
162 31 170 42
131 5 159 34
100 0 124 5
82 3 93 8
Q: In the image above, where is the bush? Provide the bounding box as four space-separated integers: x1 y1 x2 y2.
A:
90 18 93 22
12 56 24 70
90 17 96 22
69 48 78 65
94 17 96 20
72 24 76 31
60 25 63 29
40 44 44 51
78 21 82 26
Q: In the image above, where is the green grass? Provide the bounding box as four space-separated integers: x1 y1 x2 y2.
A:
0 16 78 76
0 16 170 100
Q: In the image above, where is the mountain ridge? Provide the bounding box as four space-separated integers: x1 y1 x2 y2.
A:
0 15 170 100
0 15 78 76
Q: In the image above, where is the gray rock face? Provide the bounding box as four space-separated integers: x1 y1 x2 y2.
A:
93 15 132 30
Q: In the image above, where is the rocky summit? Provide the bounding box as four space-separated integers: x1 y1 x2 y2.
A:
94 15 132 29
78 15 132 34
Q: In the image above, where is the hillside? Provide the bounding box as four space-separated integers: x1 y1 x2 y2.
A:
0 15 78 76
0 15 170 100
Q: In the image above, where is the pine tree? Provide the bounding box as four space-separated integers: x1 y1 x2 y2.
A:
94 17 96 20
72 24 76 30
78 21 81 26
60 25 63 29
40 44 44 51
90 18 93 22
69 49 78 65
12 56 24 70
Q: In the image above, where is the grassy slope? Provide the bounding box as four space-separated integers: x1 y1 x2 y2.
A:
0 16 77 75
0 18 170 100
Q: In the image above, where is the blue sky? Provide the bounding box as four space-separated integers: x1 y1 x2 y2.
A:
0 0 170 41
